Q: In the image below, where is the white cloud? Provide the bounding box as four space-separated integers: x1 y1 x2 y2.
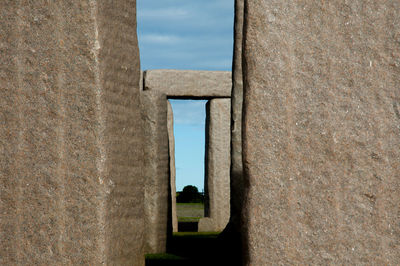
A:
139 34 182 44
138 0 234 71
139 8 190 20
169 100 207 126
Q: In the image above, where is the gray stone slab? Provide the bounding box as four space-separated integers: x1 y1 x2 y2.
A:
242 1 400 264
144 69 232 98
142 91 169 254
167 101 178 233
0 1 144 265
199 99 231 232
226 0 245 237
219 0 245 264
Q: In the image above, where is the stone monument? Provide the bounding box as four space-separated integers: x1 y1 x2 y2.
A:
142 91 170 254
0 1 145 265
167 101 178 233
199 99 231 232
242 1 400 264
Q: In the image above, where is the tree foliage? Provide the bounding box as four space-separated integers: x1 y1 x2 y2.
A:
176 185 204 203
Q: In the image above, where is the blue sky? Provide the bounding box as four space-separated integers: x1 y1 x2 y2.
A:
137 0 234 71
169 100 207 191
137 0 234 191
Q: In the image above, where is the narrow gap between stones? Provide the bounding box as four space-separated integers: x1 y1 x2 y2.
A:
170 99 207 233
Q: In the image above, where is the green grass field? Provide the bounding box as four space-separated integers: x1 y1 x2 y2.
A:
144 203 241 265
145 203 231 265
176 203 204 222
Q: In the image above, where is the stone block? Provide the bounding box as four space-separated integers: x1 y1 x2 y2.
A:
242 1 400 264
226 0 245 236
0 1 144 265
219 0 246 264
167 101 178 233
199 99 231 232
144 70 231 98
142 91 169 254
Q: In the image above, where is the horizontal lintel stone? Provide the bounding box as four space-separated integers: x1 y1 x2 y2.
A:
144 69 232 98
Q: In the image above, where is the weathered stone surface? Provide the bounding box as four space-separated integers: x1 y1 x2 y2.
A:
144 69 232 98
230 0 245 230
230 0 245 222
142 91 169 254
220 0 246 263
0 1 144 265
243 1 400 265
167 101 178 233
199 99 231 232
139 71 144 91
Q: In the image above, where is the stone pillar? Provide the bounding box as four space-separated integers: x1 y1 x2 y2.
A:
142 91 169 253
243 1 400 264
199 99 231 232
167 101 178 233
0 1 144 265
219 0 246 263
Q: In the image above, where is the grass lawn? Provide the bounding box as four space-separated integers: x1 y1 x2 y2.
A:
145 204 240 265
176 203 204 222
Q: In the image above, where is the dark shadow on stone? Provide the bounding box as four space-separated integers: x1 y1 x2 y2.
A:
218 222 243 266
203 101 211 218
177 222 198 232
145 254 188 266
147 232 223 266
166 153 173 250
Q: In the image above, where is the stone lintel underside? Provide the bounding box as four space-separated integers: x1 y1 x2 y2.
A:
144 69 232 98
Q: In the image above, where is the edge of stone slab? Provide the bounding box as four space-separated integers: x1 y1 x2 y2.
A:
143 69 232 98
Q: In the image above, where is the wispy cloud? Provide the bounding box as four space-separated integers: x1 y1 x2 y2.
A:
139 34 182 44
138 1 231 191
137 0 234 71
169 100 207 126
139 8 190 20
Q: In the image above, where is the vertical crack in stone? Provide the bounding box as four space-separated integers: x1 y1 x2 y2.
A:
89 0 106 264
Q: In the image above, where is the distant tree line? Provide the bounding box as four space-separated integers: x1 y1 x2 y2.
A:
176 185 204 203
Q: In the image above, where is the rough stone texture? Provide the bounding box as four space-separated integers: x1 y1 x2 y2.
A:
167 101 178 233
144 69 232 98
219 0 246 263
139 71 144 91
142 91 169 254
222 0 244 232
0 1 144 265
230 0 245 231
243 1 400 265
199 99 231 232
